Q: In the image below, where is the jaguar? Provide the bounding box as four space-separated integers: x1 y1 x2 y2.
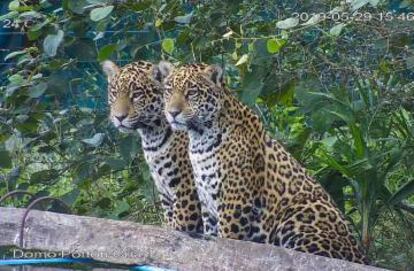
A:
103 60 203 233
162 63 368 263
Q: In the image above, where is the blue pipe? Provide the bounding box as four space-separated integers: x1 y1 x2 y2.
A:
0 258 93 265
0 258 171 271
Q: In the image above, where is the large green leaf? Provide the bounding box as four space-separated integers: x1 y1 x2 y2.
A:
162 39 175 54
389 179 414 205
0 151 12 168
65 0 89 14
61 189 80 206
174 13 192 24
98 44 117 61
30 169 59 184
266 38 286 54
104 158 126 170
90 6 114 22
43 30 64 57
81 133 105 147
29 82 48 98
276 17 299 29
240 65 265 106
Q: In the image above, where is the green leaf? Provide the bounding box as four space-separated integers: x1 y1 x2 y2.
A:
113 200 130 217
276 17 299 29
302 14 322 26
19 11 43 19
223 30 233 38
389 179 414 205
96 197 112 209
43 30 64 57
7 167 20 190
9 0 20 11
330 23 345 36
4 50 26 61
98 44 117 61
30 169 59 184
266 38 286 54
399 0 413 8
350 124 365 158
119 135 138 162
351 0 369 11
319 150 352 177
8 74 25 85
235 54 249 66
104 158 126 170
324 109 354 124
27 20 50 41
5 135 22 153
82 133 105 147
61 189 80 206
66 0 89 14
0 151 12 168
406 56 414 70
0 11 18 21
29 82 48 98
90 6 114 22
174 13 192 24
274 80 296 106
162 38 175 54
368 0 380 6
240 66 265 105
87 0 111 4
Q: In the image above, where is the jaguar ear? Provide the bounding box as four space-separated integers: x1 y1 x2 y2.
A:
204 65 224 87
102 60 119 82
153 61 174 83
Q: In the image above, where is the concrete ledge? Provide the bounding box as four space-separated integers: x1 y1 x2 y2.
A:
0 207 387 271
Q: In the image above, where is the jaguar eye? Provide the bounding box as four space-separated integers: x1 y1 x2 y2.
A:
131 92 143 102
186 88 197 98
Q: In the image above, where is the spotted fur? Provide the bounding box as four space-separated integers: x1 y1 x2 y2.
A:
162 63 368 263
103 60 203 233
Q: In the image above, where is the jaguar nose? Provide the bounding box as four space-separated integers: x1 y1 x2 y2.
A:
168 110 181 118
115 114 127 122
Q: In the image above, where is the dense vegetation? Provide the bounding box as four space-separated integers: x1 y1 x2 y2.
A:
0 0 413 269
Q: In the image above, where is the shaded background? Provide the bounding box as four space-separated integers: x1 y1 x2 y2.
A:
0 0 413 269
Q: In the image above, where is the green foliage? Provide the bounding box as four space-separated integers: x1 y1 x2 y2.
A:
0 0 413 269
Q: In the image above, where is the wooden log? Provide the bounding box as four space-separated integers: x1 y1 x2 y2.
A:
0 207 386 271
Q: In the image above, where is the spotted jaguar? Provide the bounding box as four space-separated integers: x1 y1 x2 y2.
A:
161 63 368 263
103 60 202 233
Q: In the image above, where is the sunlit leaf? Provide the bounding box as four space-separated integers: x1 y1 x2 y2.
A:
174 13 192 24
276 17 299 29
43 30 64 57
90 5 114 22
98 44 117 61
235 54 249 66
82 133 105 147
351 0 369 11
162 38 175 54
4 50 26 61
302 14 322 26
29 82 48 98
223 30 233 38
330 23 345 36
266 38 286 54
8 0 20 11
